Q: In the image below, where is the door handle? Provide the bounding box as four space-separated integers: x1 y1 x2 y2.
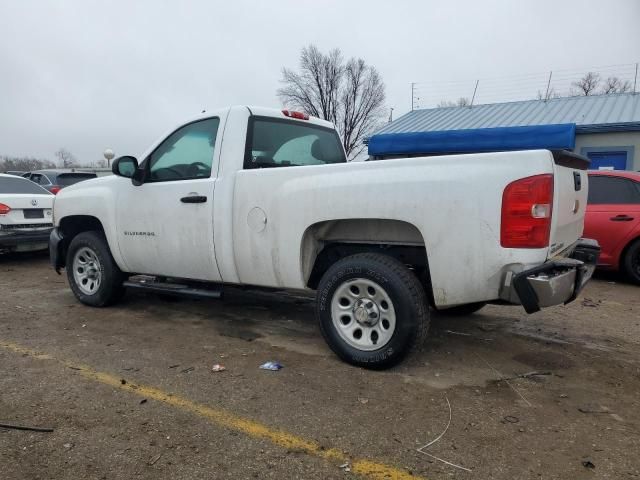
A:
610 215 634 222
180 195 207 204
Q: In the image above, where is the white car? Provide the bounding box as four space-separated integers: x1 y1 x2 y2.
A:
0 174 54 253
49 106 599 368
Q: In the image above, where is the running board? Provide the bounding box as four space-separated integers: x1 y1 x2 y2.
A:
123 277 222 299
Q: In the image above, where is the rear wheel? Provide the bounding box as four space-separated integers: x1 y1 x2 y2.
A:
622 239 640 285
316 253 429 369
66 231 125 306
435 302 487 316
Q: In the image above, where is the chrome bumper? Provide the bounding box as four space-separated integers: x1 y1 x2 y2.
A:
503 239 600 314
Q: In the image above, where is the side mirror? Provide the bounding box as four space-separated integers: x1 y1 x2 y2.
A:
112 156 138 178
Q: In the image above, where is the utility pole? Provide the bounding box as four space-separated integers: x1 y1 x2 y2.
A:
388 107 394 123
634 63 638 94
411 83 415 111
544 71 553 101
470 80 479 107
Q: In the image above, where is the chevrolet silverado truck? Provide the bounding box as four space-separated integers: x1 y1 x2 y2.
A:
49 106 599 368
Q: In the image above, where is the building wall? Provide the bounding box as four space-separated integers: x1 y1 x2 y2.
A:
575 131 640 170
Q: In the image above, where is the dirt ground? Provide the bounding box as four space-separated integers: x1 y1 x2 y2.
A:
1 251 639 480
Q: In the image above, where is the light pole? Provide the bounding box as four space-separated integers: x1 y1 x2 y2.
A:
103 148 114 168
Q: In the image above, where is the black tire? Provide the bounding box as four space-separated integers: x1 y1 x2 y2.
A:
435 302 487 316
66 231 126 307
316 253 429 369
622 239 640 285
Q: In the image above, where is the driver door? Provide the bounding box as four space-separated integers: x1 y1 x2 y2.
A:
116 117 222 281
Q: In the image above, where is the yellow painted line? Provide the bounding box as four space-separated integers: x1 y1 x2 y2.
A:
1 340 425 480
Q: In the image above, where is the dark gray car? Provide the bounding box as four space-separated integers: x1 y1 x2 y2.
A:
23 169 97 194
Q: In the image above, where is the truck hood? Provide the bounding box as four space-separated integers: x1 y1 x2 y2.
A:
55 174 118 196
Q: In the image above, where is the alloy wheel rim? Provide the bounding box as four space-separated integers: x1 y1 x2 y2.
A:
330 278 396 351
72 247 102 295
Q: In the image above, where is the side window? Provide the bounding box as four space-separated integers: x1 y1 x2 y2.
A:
148 118 220 182
38 175 51 186
29 174 42 184
588 176 640 204
244 117 346 169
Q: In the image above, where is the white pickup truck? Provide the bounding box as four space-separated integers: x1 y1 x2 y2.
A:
49 106 599 368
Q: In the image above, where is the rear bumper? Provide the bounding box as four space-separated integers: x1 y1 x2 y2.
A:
502 239 600 314
0 227 53 249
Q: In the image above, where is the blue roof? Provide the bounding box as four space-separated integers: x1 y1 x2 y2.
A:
368 124 576 157
375 93 640 136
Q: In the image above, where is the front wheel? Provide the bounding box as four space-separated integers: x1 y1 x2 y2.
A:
66 231 126 307
316 253 429 369
622 239 640 285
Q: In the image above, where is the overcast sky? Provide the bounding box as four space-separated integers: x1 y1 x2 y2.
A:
1 0 639 164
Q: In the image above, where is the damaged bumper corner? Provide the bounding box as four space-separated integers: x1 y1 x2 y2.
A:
501 239 600 314
49 228 65 274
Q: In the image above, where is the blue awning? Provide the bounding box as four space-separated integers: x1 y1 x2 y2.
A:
367 123 576 157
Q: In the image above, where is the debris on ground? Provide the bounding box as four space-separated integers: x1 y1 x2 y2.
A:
180 367 195 374
582 459 595 469
168 364 180 369
120 379 127 385
581 298 600 308
339 463 351 472
148 453 162 465
476 323 498 332
417 396 472 472
63 443 73 449
0 422 54 433
139 399 147 405
358 397 369 404
503 415 519 424
211 364 226 372
259 361 283 371
578 405 611 414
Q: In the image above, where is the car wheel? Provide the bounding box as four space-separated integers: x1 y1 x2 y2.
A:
316 253 429 369
66 231 125 307
435 302 487 316
622 239 640 285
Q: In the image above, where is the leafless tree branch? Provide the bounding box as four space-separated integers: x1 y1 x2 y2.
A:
278 45 385 160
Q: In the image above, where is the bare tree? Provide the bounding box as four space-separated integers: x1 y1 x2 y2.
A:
278 45 386 159
437 97 471 108
571 72 600 96
601 76 632 94
54 148 77 168
536 87 560 101
0 155 55 172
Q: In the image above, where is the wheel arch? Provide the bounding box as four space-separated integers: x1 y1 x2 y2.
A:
56 215 106 268
300 218 435 304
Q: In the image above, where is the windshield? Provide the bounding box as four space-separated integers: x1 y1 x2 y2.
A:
244 117 346 169
0 176 53 194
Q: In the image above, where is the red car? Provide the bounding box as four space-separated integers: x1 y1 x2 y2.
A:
584 170 640 284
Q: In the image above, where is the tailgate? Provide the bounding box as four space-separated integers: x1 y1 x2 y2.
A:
548 151 589 257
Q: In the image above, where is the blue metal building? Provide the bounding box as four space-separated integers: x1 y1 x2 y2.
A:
369 93 640 170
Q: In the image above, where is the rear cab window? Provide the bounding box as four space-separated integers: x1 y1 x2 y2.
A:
0 176 53 194
244 117 346 169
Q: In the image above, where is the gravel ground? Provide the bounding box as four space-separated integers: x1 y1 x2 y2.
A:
1 251 639 479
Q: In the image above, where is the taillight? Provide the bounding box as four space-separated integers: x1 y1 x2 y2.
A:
50 186 61 194
282 109 309 120
0 203 11 215
501 174 553 248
